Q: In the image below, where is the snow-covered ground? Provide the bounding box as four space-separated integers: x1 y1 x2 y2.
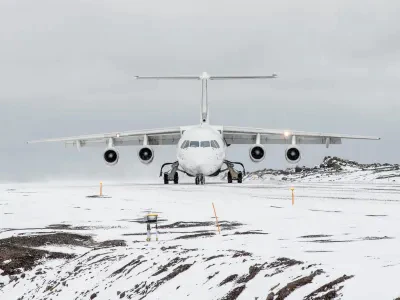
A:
1 181 400 299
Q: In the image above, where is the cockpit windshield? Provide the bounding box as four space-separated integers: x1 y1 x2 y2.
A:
189 141 199 148
181 140 189 149
185 140 219 148
200 141 210 148
211 140 220 149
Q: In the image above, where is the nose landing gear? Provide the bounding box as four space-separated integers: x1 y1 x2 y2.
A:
195 174 205 185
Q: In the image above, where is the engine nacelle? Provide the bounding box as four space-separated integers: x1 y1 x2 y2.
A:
138 146 154 164
249 144 265 162
285 146 301 164
103 148 119 166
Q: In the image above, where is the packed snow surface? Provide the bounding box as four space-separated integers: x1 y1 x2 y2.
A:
1 171 400 299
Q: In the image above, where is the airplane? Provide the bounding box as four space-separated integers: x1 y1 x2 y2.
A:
27 72 380 185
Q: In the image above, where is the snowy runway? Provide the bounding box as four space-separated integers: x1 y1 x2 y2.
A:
1 182 400 299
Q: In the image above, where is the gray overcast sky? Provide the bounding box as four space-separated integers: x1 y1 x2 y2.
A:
0 0 399 182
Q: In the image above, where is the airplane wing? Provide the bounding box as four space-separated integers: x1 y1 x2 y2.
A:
223 126 380 147
27 127 182 148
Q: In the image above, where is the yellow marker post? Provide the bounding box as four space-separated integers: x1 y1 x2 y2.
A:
290 187 295 205
146 214 159 241
212 203 221 234
100 182 103 197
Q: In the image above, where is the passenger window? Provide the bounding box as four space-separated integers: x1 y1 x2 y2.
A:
200 141 210 148
181 140 189 149
189 141 199 148
211 140 220 149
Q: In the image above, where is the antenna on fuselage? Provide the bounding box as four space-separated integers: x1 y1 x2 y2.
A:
134 72 277 125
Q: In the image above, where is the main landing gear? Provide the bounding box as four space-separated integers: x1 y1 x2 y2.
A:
195 174 205 185
164 172 179 184
160 161 198 185
223 160 246 184
160 161 180 185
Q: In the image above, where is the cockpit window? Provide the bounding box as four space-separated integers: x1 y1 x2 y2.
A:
211 140 220 149
200 141 210 148
189 141 199 148
181 140 189 149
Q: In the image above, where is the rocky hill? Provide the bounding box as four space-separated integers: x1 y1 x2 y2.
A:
244 156 400 183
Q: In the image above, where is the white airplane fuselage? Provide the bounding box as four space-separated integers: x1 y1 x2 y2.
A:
177 124 226 176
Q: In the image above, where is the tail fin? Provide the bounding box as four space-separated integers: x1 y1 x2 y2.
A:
134 72 277 124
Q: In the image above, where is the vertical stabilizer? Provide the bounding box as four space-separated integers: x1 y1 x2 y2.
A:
200 72 210 124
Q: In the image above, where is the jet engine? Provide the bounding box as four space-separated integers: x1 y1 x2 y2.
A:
103 148 119 166
138 146 154 164
249 145 265 162
285 146 301 164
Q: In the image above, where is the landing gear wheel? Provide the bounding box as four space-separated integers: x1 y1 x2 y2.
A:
195 175 205 185
173 172 179 184
163 173 169 184
238 172 243 183
227 172 232 183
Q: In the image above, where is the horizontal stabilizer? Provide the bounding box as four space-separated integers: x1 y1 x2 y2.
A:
134 72 277 81
134 76 200 80
209 74 277 80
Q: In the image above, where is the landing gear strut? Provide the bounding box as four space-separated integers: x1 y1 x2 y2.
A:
224 160 246 184
160 161 180 185
195 174 205 185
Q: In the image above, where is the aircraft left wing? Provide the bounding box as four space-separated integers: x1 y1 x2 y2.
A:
27 127 182 148
223 126 380 147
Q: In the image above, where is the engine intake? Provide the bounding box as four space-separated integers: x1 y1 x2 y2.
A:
103 148 119 166
138 147 154 164
285 146 301 164
249 144 265 162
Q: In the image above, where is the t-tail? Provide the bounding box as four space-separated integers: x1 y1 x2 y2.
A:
134 72 277 124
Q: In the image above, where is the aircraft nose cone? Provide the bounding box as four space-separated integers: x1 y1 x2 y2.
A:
197 165 211 174
191 165 208 175
179 148 223 176
193 157 220 175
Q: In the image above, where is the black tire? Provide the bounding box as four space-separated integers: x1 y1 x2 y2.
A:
227 172 232 183
173 172 179 184
163 173 169 184
238 172 243 183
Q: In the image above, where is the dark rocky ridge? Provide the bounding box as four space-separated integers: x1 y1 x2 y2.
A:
243 156 400 182
0 233 126 276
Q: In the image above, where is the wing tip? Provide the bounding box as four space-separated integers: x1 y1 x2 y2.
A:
359 136 380 140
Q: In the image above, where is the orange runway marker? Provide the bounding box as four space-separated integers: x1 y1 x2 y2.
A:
212 202 221 234
290 187 295 205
